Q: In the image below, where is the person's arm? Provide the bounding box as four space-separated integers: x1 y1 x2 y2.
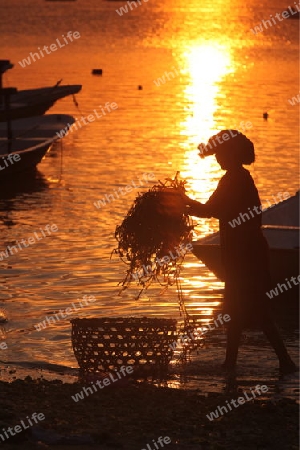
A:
185 197 213 218
183 175 229 219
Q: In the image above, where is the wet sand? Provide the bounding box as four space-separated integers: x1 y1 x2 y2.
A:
0 376 298 450
0 332 298 450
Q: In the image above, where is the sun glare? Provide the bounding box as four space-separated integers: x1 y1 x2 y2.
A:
182 43 233 145
179 43 234 198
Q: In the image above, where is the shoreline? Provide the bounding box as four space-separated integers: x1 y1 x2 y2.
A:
0 375 298 449
1 326 298 448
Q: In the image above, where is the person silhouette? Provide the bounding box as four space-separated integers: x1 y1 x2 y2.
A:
183 130 297 374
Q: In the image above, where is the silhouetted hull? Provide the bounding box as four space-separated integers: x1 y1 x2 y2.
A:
0 139 54 178
0 113 75 140
192 242 299 286
0 85 81 122
192 192 300 286
0 114 75 179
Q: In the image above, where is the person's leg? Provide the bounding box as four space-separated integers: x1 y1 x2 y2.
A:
261 312 297 374
222 283 243 369
222 318 243 369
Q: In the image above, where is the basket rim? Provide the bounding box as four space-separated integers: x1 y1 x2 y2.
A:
70 316 177 325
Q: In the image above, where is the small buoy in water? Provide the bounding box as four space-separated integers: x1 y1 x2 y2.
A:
92 69 103 76
263 112 269 120
138 85 143 90
0 309 8 324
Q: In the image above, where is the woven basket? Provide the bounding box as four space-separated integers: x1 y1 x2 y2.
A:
71 317 178 377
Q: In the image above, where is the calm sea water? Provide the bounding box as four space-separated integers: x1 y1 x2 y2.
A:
0 0 298 375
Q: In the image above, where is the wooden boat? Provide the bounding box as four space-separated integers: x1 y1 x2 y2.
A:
0 114 75 140
0 60 81 122
0 114 75 178
0 85 82 122
192 191 300 285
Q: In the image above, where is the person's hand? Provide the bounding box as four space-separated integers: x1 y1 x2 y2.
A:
175 190 192 205
179 193 205 217
175 191 202 216
198 143 207 158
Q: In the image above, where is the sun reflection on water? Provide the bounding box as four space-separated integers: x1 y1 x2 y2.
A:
178 42 234 200
181 43 234 143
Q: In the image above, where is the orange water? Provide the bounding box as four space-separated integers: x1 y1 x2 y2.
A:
0 0 298 373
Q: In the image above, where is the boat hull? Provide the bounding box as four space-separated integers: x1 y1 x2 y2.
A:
0 85 81 122
192 243 299 287
0 113 75 140
0 140 54 178
0 114 75 178
191 191 300 293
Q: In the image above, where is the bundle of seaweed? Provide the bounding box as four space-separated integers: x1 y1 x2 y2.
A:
113 173 209 361
114 173 192 306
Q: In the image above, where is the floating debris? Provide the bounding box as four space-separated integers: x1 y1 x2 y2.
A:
92 69 103 75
